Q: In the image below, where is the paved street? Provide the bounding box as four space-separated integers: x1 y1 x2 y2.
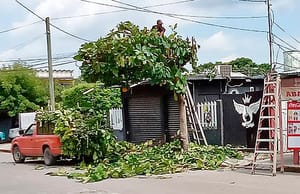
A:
1 152 300 194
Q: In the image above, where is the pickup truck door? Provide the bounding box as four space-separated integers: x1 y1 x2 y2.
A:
17 124 35 156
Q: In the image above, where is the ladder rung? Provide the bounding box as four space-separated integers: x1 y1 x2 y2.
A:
255 150 274 154
257 139 274 142
263 93 275 96
261 104 275 108
260 116 275 119
258 127 275 131
252 162 273 165
264 81 276 85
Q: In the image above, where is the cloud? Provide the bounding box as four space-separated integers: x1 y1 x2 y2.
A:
1 0 298 75
220 55 238 63
272 0 297 10
201 31 235 52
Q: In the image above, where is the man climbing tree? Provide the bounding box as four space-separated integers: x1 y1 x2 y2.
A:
74 21 199 150
151 19 166 36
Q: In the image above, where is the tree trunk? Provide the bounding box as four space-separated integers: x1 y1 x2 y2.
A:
178 94 189 150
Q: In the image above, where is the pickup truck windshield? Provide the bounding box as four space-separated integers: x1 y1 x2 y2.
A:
24 124 35 136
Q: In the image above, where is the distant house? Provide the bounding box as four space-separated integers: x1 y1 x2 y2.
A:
35 69 75 86
120 65 265 147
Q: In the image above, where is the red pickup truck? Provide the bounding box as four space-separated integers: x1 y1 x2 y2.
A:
11 123 62 165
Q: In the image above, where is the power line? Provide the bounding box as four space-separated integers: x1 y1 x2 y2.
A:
49 23 91 42
53 0 266 21
53 0 196 20
0 21 42 34
273 21 300 45
26 58 75 68
81 0 267 33
53 11 267 21
273 34 297 50
7 34 45 50
111 0 267 32
15 0 91 42
32 60 77 69
0 52 76 63
1 60 77 71
238 0 266 2
275 43 300 68
172 14 266 19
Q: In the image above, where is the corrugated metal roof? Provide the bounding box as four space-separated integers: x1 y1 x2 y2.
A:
280 70 300 78
188 73 264 81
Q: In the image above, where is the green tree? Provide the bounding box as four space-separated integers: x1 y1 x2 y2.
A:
61 82 121 112
229 57 270 76
0 64 48 116
74 21 199 150
194 57 271 77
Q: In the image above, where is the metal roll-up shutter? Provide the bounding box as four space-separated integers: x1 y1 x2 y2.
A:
128 96 163 143
167 96 180 141
167 95 193 142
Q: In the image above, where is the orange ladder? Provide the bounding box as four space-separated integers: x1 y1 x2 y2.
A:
251 73 284 176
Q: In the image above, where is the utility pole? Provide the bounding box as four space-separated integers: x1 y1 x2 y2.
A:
45 17 55 111
267 0 274 69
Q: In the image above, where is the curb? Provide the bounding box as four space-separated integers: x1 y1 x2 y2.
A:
283 165 300 173
0 149 11 153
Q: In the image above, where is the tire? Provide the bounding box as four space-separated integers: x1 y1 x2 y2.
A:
12 146 25 163
43 147 56 166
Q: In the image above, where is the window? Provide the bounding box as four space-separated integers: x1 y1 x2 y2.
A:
38 122 54 135
24 124 35 136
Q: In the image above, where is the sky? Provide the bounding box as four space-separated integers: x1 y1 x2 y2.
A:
0 0 299 77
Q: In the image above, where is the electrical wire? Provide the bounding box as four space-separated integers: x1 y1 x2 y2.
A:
0 21 42 34
1 60 77 72
273 22 300 45
53 0 266 21
0 52 76 63
32 60 77 69
238 0 266 2
26 57 75 68
6 34 45 50
49 23 91 42
273 34 297 50
111 0 267 32
52 0 197 20
274 42 300 69
15 0 91 42
81 0 267 33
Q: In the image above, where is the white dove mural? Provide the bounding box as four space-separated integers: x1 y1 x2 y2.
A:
233 94 261 128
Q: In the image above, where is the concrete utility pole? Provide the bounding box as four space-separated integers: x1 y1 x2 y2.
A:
45 17 55 111
267 0 274 69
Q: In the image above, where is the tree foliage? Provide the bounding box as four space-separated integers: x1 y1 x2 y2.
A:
74 21 198 94
61 82 121 112
229 57 270 76
0 64 48 116
50 140 242 182
37 83 121 162
193 57 271 77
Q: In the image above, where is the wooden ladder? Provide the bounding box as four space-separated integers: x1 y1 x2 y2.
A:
251 73 284 176
185 86 208 145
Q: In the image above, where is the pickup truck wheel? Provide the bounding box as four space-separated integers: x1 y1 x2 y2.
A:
13 146 25 163
43 147 56 166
